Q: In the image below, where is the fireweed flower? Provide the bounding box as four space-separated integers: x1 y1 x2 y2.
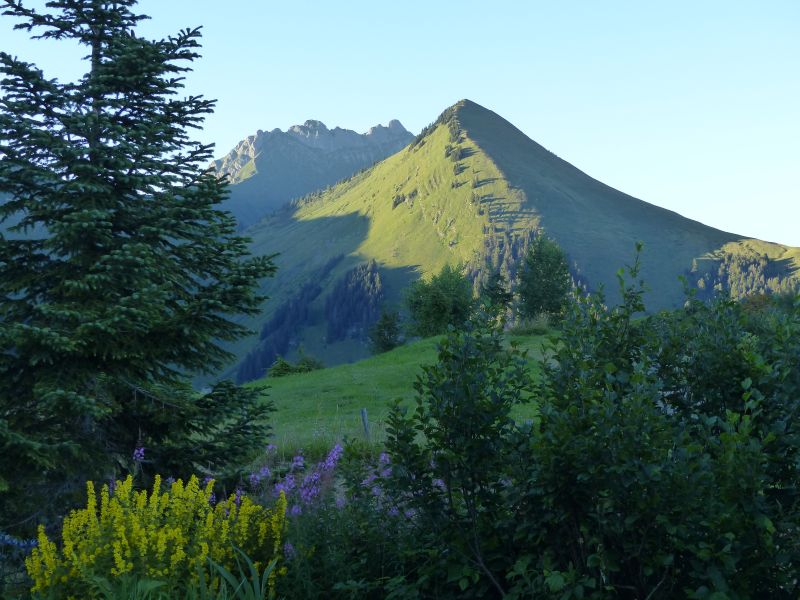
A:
291 452 305 471
274 474 296 496
322 443 344 471
284 541 295 559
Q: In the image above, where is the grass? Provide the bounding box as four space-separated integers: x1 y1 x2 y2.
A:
248 331 550 458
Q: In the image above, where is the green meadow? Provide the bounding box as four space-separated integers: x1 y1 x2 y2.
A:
249 332 549 457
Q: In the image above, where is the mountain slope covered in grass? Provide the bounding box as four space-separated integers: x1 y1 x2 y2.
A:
216 100 798 382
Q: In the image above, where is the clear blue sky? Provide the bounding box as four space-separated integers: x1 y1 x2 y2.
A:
3 1 799 246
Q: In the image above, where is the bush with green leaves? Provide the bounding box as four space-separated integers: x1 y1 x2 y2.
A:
504 250 800 598
405 264 474 337
385 314 534 597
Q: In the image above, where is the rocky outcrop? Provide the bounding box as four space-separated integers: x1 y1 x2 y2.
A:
213 119 412 185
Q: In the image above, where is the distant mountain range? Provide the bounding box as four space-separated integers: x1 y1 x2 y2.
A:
213 119 413 227
218 100 799 383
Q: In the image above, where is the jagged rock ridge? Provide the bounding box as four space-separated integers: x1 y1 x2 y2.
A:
212 119 412 228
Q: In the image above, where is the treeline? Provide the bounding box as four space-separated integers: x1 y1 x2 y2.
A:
236 255 343 383
325 260 384 342
691 249 798 300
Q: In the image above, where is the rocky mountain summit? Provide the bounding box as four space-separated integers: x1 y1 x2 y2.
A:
213 119 412 186
211 119 412 228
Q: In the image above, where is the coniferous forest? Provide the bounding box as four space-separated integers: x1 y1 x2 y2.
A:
1 2 799 599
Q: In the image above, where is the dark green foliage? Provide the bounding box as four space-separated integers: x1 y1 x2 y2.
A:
508 250 800 598
267 356 295 378
325 260 384 342
0 1 274 533
267 351 324 378
368 308 402 353
236 255 342 382
405 264 474 337
385 315 534 597
517 234 572 319
479 271 512 316
692 249 799 300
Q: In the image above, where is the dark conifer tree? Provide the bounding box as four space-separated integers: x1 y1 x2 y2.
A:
0 0 275 530
517 234 571 319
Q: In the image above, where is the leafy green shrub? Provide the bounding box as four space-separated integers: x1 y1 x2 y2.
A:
26 475 287 599
385 315 534 597
505 250 800 598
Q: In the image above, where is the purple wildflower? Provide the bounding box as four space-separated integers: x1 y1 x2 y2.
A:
291 451 305 471
432 478 446 491
322 443 344 471
209 492 217 506
259 465 271 479
289 504 302 516
234 488 243 507
361 473 377 487
266 444 277 453
379 452 391 465
335 496 346 509
203 476 214 486
283 542 295 559
132 446 145 462
387 506 400 517
165 476 176 485
275 474 296 496
249 472 261 489
299 469 322 504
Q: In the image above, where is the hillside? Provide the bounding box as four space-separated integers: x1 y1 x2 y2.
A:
209 100 799 383
213 119 412 228
250 332 547 455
